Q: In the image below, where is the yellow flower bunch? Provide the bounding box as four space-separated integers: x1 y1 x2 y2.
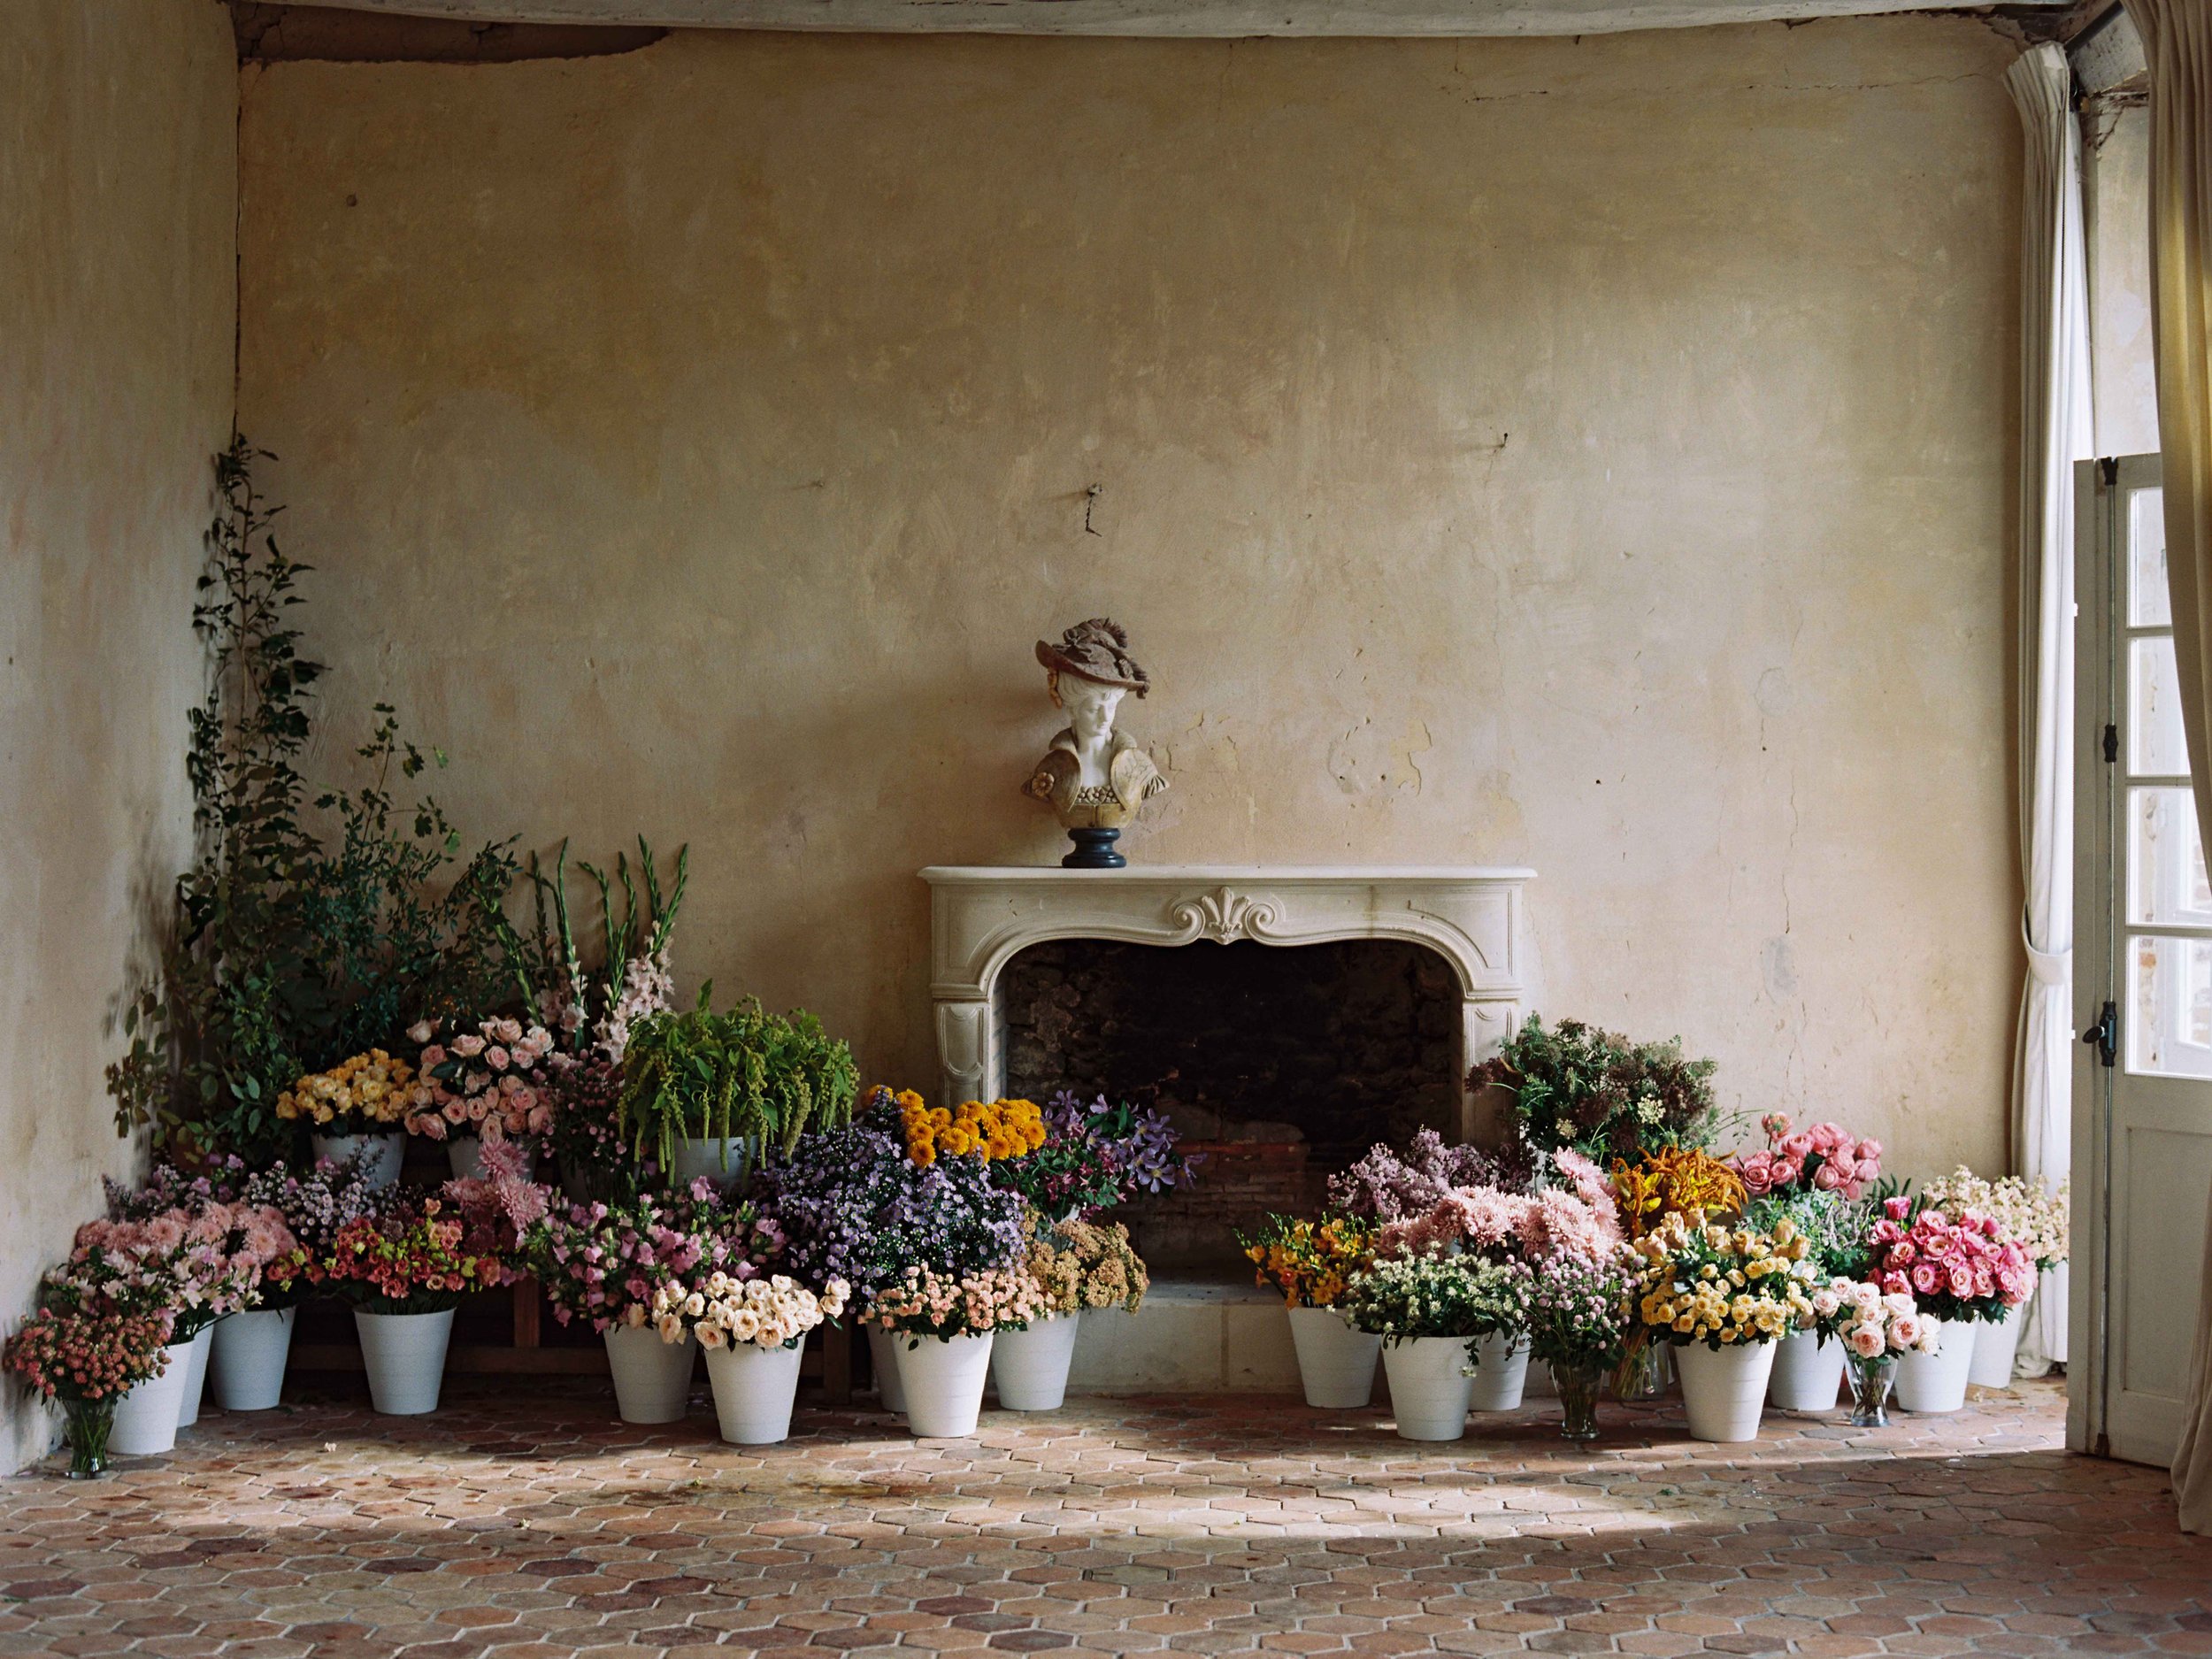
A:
900 1094 1048 1168
1612 1148 1748 1239
1237 1214 1377 1310
276 1049 415 1127
1626 1209 1813 1348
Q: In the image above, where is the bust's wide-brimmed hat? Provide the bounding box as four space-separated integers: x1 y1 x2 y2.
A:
1036 618 1150 696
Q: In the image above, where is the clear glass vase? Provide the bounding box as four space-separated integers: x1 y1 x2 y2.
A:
1611 1337 1673 1401
1846 1353 1897 1428
62 1395 115 1479
1555 1362 1604 1442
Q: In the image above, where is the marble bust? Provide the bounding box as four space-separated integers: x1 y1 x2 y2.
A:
1024 618 1168 867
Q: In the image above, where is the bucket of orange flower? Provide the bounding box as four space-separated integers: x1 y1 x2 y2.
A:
321 1156 536 1415
1235 1212 1379 1409
1609 1148 1747 1402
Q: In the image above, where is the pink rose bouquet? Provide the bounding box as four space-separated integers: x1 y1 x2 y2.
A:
405 1015 558 1144
1732 1112 1882 1201
1866 1196 2035 1324
1830 1280 1937 1359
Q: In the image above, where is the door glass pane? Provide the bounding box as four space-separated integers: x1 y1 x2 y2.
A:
2130 486 2170 627
2130 634 2191 776
2126 933 2212 1078
2128 787 2212 926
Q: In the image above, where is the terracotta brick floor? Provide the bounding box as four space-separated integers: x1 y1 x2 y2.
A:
3 1377 2207 1658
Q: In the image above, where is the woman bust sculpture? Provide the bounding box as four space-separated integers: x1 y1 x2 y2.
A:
1023 618 1168 868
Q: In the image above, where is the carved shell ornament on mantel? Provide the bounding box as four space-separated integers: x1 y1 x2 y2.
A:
1171 887 1285 945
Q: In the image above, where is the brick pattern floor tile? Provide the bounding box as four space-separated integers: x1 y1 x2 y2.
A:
1 1378 2204 1657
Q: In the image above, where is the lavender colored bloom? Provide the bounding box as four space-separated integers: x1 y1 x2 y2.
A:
751 1111 1026 1302
1327 1128 1532 1223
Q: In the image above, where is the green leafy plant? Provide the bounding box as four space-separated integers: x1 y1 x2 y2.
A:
618 991 859 1175
106 435 518 1164
1471 1014 1717 1164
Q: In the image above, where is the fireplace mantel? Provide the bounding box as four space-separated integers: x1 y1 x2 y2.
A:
918 864 1536 1141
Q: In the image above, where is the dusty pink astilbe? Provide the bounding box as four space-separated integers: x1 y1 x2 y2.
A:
444 1134 551 1257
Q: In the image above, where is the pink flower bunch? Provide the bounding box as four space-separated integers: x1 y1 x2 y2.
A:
864 1263 1048 1340
1818 1279 1937 1359
1375 1148 1624 1267
405 1016 558 1141
1867 1196 2035 1318
69 1202 296 1339
1733 1112 1882 1200
4 1300 173 1404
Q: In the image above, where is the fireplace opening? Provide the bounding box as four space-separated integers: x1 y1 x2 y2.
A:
999 937 1463 1271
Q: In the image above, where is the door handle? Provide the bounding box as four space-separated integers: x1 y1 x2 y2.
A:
2082 1000 2117 1068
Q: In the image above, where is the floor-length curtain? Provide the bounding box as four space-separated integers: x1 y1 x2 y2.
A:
2119 0 2212 1537
2004 43 2091 1377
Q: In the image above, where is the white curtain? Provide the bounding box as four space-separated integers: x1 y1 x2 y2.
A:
2119 0 2212 1537
2004 42 2092 1377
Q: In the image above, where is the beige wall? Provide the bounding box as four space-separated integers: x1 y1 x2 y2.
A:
237 19 2023 1184
2085 100 2161 458
0 0 238 1470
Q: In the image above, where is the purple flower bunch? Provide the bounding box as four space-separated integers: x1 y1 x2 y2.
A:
752 1116 1026 1302
1525 1251 1633 1374
527 1180 780 1333
1002 1091 1192 1221
541 1058 633 1202
1326 1127 1532 1223
240 1154 380 1263
103 1156 251 1218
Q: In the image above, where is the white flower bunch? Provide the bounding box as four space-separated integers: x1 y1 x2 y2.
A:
1824 1279 1938 1360
1920 1168 2069 1269
650 1271 849 1351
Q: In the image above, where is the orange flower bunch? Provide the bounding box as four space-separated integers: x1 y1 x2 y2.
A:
900 1094 1048 1168
1612 1147 1747 1239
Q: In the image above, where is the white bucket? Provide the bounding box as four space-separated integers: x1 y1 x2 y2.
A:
311 1132 404 1190
703 1339 806 1445
1380 1336 1476 1441
1768 1328 1847 1412
895 1331 995 1438
1677 1340 1777 1442
174 1323 214 1427
1970 1302 2027 1389
110 1345 194 1455
446 1136 537 1182
1895 1317 1975 1413
1468 1332 1532 1412
669 1135 755 1192
991 1312 1081 1411
866 1323 909 1414
210 1308 295 1411
603 1324 696 1424
355 1308 456 1416
1287 1306 1382 1409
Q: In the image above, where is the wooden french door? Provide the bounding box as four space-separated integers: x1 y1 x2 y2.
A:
2071 451 2212 1464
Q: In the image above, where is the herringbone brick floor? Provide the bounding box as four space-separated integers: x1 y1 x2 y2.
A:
2 1378 2206 1657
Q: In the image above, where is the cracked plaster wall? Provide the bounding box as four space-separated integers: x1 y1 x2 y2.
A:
236 18 2022 1172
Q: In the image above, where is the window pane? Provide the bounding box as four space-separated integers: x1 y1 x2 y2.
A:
2131 634 2191 776
2126 933 2212 1078
2130 486 2170 627
2128 787 2212 926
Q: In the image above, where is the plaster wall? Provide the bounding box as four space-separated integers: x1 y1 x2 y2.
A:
2085 100 2161 458
236 19 2023 1179
0 0 238 1470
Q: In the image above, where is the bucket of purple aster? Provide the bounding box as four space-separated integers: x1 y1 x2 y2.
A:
1000 1090 1195 1224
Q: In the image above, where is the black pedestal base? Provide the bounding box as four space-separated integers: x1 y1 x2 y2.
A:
1063 828 1125 869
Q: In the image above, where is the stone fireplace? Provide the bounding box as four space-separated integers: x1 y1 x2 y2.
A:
920 865 1535 1268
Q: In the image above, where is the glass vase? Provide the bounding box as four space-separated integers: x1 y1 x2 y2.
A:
1555 1362 1604 1442
1611 1337 1672 1401
1846 1353 1897 1428
62 1395 115 1479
